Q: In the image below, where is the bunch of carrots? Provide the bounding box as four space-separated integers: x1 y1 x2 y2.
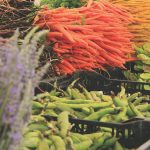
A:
34 0 135 75
110 0 150 46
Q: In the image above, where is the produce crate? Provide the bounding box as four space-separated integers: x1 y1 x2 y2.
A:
137 139 150 150
73 71 150 95
36 62 150 95
44 115 150 149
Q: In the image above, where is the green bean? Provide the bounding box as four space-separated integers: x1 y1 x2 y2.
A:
70 135 81 143
44 109 58 117
50 135 66 150
84 108 117 121
57 111 70 138
115 107 127 122
129 102 144 117
90 91 100 101
136 104 150 112
32 101 44 109
74 140 92 150
37 138 50 150
55 104 80 118
82 107 91 115
55 99 94 104
79 84 93 100
127 106 135 117
84 132 103 141
65 137 75 150
133 97 145 105
71 88 82 99
49 144 56 150
127 92 141 102
113 97 127 107
70 133 90 141
56 102 113 110
90 133 110 150
45 103 56 109
102 137 118 149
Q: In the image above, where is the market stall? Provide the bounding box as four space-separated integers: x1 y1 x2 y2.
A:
0 0 150 150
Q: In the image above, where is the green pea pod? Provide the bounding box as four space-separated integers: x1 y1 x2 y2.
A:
30 115 46 123
67 86 72 96
55 104 80 118
50 135 66 150
90 133 110 150
32 101 44 109
45 103 56 109
79 84 93 100
127 92 141 102
21 137 40 149
65 137 75 150
37 138 50 150
44 109 58 117
45 139 53 147
127 106 135 117
71 133 90 141
129 102 144 117
55 99 94 104
101 95 112 102
90 91 101 101
33 92 49 100
57 111 70 138
49 144 56 150
56 101 113 110
143 112 150 117
74 140 92 150
48 95 70 102
32 109 42 115
24 131 41 138
82 107 91 115
84 132 103 141
84 108 117 121
101 137 118 149
136 104 150 112
70 88 82 99
100 114 113 122
27 123 49 132
114 141 124 150
133 97 145 105
115 107 127 122
113 97 127 107
70 135 81 143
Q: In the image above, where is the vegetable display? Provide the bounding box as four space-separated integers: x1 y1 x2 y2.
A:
123 43 150 90
20 111 126 150
32 81 150 121
34 0 135 75
110 0 150 46
35 0 86 8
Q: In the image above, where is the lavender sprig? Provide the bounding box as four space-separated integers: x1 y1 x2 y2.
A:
0 28 49 150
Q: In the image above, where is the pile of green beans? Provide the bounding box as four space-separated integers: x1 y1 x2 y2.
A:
20 81 149 150
32 82 150 122
20 111 127 150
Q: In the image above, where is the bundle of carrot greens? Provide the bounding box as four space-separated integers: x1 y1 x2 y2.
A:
34 0 135 75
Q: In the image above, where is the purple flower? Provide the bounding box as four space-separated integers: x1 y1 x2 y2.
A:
0 28 49 150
